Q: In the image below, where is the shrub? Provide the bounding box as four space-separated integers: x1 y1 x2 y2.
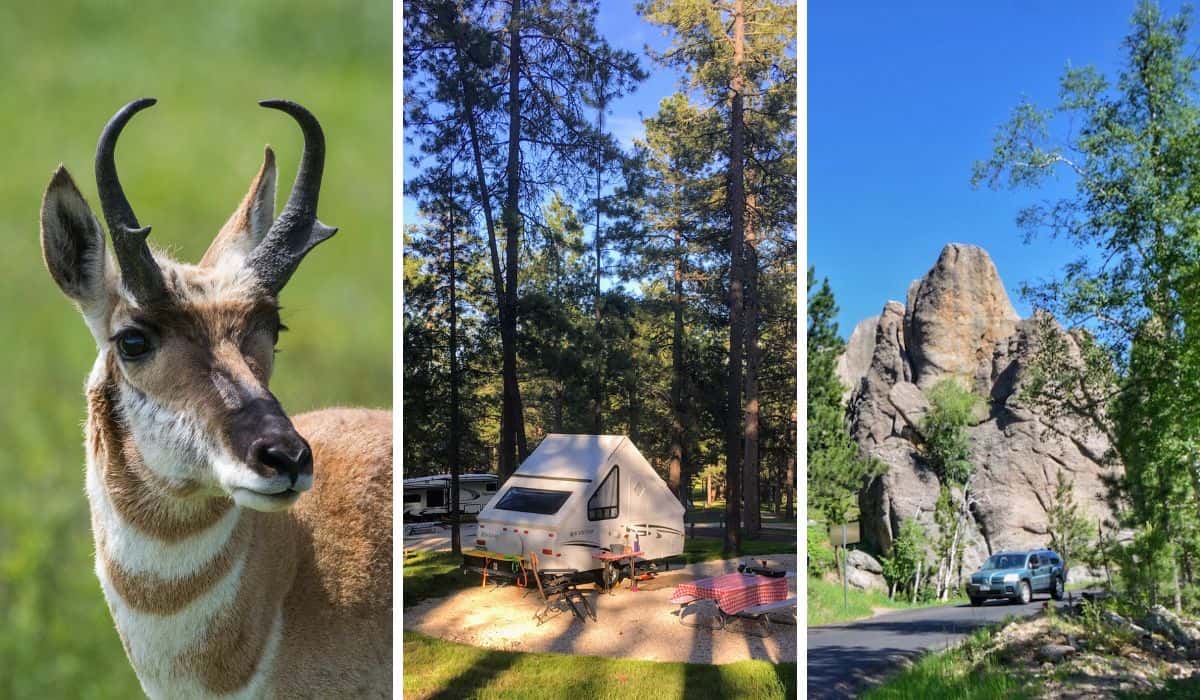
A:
808 523 836 577
882 518 927 600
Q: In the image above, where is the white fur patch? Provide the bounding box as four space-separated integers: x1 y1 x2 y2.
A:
100 552 247 699
90 479 240 578
119 383 221 487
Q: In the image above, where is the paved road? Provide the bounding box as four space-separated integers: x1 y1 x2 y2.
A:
807 594 1076 699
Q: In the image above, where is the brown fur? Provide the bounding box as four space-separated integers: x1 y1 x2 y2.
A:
47 149 392 698
99 514 250 615
89 373 393 695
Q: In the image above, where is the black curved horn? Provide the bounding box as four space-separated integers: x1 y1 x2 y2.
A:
244 100 338 294
95 98 168 306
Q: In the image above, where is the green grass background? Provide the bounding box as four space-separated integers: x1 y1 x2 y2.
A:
0 2 390 697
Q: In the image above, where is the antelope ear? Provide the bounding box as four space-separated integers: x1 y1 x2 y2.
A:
201 146 277 267
41 166 113 316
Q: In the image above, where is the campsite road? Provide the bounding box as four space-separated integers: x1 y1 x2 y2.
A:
403 523 478 552
807 594 1076 699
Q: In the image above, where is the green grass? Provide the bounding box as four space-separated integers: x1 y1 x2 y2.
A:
807 576 967 627
0 3 388 697
680 536 797 564
686 504 796 528
404 551 478 608
403 631 797 700
861 623 1035 700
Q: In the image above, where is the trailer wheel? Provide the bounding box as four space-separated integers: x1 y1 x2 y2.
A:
597 562 621 590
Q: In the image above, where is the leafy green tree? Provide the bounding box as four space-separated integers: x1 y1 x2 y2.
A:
920 379 977 486
1045 471 1095 576
918 379 980 599
973 1 1200 612
807 269 882 528
882 518 928 602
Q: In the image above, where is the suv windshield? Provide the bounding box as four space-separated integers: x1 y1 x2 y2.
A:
982 554 1026 570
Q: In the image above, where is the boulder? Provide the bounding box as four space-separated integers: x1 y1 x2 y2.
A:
847 548 883 574
1104 611 1150 638
1037 644 1076 663
845 566 887 593
1143 606 1200 649
852 244 1122 569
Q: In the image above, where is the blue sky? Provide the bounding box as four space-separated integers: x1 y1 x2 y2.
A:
810 0 1192 337
402 2 682 230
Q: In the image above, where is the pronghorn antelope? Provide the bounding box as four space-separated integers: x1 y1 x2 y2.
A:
40 99 392 699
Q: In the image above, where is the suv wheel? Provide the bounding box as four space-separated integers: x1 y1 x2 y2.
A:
1015 580 1032 605
1051 576 1065 601
969 596 983 607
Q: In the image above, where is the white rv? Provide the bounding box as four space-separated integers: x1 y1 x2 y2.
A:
474 434 685 583
403 473 499 520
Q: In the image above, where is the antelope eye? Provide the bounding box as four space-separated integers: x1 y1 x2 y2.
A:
115 330 153 360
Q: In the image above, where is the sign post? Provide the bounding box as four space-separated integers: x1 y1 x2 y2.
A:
828 521 861 611
842 523 848 609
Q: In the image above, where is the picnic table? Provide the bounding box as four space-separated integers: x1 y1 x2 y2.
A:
670 571 793 634
593 550 646 593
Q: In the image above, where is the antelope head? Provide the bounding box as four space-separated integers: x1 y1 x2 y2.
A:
41 99 337 513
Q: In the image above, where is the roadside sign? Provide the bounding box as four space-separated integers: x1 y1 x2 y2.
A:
828 521 860 548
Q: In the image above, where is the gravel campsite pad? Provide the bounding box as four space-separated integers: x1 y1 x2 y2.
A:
404 555 797 664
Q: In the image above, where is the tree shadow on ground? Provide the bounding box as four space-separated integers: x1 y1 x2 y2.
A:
423 645 521 700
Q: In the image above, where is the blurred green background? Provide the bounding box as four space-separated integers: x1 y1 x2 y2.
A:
0 2 390 696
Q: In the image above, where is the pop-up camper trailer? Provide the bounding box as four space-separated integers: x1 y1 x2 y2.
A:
473 434 685 583
403 473 499 520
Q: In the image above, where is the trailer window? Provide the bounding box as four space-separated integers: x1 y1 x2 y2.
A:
426 489 446 508
494 487 571 515
588 466 619 521
403 493 421 503
486 483 497 492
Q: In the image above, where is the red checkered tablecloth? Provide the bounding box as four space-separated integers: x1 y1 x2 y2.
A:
671 573 788 616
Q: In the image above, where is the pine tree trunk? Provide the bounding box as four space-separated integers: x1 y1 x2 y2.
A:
1173 552 1183 613
448 197 462 556
784 448 795 521
453 18 511 481
592 74 606 435
500 0 528 477
722 0 746 556
669 227 686 504
742 197 761 539
627 368 641 446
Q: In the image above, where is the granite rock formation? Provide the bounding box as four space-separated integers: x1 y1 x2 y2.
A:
844 244 1120 574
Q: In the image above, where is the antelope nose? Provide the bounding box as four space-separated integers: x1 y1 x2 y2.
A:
251 435 313 488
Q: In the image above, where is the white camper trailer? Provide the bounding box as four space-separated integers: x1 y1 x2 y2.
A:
473 434 685 583
403 473 499 520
